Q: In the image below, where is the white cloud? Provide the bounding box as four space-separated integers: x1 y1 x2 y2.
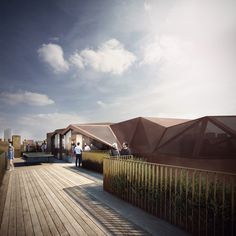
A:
140 35 193 66
96 100 121 109
0 91 55 106
144 0 152 11
97 100 107 108
38 39 136 75
71 39 136 75
38 43 69 73
69 52 84 69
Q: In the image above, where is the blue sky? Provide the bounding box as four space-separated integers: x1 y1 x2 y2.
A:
0 0 236 140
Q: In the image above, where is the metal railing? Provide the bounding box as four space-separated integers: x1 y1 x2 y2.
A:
0 152 7 185
103 158 236 236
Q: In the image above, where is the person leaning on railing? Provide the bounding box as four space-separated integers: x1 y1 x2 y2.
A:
110 143 120 157
120 142 131 156
7 142 15 171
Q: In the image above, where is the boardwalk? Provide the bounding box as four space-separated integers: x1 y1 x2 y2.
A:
0 161 149 236
0 160 188 236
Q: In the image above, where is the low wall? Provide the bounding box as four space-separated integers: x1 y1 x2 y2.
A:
82 151 110 173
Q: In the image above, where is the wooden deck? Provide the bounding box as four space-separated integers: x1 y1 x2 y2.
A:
0 161 149 236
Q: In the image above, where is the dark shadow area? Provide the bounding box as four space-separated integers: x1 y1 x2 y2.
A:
14 161 33 167
63 185 150 236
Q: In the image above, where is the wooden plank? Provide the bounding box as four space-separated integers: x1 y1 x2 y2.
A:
31 169 84 236
8 172 17 236
0 173 12 235
39 168 108 236
44 166 90 189
15 171 26 236
21 169 44 236
18 170 34 236
0 172 10 226
29 169 69 236
25 170 60 236
48 166 94 186
24 170 52 236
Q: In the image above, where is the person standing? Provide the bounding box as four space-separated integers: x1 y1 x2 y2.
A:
120 142 131 156
84 143 91 151
74 142 83 167
110 143 120 157
41 141 46 152
8 143 15 171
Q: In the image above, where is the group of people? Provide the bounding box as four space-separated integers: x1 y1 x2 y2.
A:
110 142 131 157
73 141 131 167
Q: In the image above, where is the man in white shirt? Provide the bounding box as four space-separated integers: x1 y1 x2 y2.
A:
84 143 91 151
74 142 83 167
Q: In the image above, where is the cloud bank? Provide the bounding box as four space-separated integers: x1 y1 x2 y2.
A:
0 91 55 106
39 39 136 75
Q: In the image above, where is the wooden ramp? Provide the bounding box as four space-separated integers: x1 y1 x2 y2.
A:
0 161 149 236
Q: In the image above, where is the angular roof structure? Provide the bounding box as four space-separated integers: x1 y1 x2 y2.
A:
48 116 236 159
110 117 190 154
63 124 119 147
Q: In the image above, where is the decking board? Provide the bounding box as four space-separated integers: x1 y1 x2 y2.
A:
0 174 12 235
38 168 107 236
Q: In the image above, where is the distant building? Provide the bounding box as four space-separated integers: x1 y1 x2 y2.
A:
12 135 21 158
4 128 12 142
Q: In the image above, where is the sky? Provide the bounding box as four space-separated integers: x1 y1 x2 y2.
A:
0 0 236 141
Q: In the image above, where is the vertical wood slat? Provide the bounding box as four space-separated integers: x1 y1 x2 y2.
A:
155 165 159 217
179 169 182 226
214 173 217 236
130 161 133 204
160 166 163 218
135 161 138 207
174 168 178 226
169 167 172 223
198 172 202 236
143 163 146 211
206 172 209 236
185 170 188 231
141 163 144 210
231 177 234 236
152 164 155 215
145 163 147 211
148 164 151 213
222 176 225 236
164 167 167 219
191 171 195 234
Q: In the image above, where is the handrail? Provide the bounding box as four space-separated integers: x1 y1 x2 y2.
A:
0 152 7 185
104 156 236 176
